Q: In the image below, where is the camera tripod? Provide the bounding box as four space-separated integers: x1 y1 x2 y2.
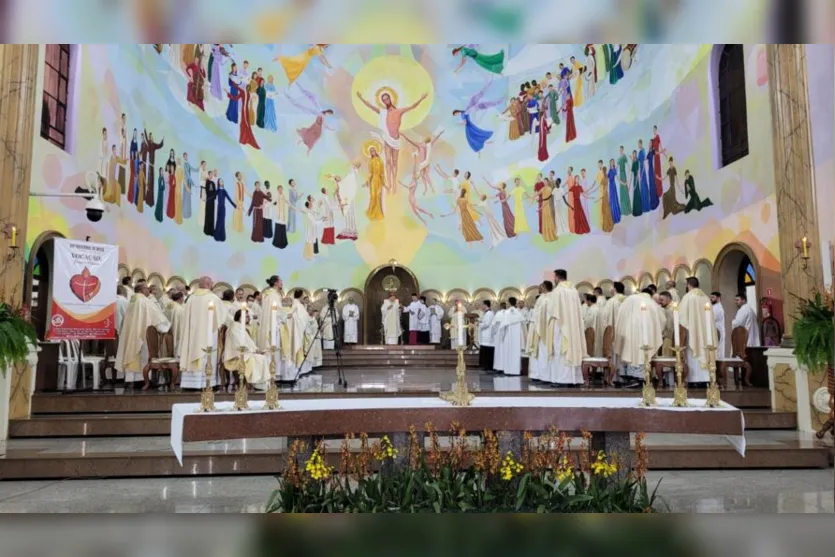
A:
296 301 347 388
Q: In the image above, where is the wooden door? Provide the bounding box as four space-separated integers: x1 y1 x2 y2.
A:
364 266 419 345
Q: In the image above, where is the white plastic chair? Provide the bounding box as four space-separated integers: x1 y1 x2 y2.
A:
78 340 105 391
57 340 79 391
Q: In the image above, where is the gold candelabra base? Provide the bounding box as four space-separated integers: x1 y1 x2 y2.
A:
197 346 216 413
639 345 656 407
705 344 722 408
232 347 250 411
440 347 474 407
671 346 689 407
263 345 280 410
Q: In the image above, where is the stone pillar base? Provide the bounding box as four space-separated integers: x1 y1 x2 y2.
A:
765 347 830 434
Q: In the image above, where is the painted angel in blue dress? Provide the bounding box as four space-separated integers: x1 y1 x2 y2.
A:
452 80 503 154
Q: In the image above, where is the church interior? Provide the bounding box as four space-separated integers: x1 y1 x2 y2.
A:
0 41 832 514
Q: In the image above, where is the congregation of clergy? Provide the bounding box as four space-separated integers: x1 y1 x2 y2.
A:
110 269 761 391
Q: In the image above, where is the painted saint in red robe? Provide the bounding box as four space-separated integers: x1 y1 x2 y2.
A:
650 128 663 198
563 94 577 143
186 60 206 111
228 80 260 149
534 178 545 233
537 110 550 162
570 181 591 234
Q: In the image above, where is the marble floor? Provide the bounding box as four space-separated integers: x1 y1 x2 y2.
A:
0 470 831 513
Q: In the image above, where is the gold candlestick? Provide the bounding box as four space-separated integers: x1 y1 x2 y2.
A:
440 346 475 407
671 345 689 407
263 345 280 410
198 346 216 412
639 345 656 407
232 346 249 411
705 343 721 408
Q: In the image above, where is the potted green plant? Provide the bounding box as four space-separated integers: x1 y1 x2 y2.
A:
792 288 834 439
0 301 37 377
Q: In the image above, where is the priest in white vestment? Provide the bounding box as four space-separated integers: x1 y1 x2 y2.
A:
614 290 665 382
428 299 444 344
341 298 360 344
168 291 186 358
306 308 323 369
499 297 525 375
115 283 171 388
223 310 271 390
115 286 130 336
710 291 727 358
320 307 336 349
665 281 681 303
404 294 424 345
583 294 601 356
381 293 402 345
258 277 290 380
478 301 495 368
525 294 546 381
417 296 431 344
599 282 627 380
516 299 530 356
178 277 228 389
121 277 134 300
547 272 586 386
732 293 761 347
449 300 466 349
289 290 313 375
678 277 714 384
594 288 607 309
492 302 507 372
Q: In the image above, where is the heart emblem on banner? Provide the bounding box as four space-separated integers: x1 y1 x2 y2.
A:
69 267 101 303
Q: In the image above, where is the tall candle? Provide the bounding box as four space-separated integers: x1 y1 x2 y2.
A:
704 303 714 346
271 301 278 346
10 226 16 246
457 306 464 347
241 302 248 329
640 303 649 346
672 302 680 347
207 301 215 348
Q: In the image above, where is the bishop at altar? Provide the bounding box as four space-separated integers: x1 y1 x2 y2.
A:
614 290 665 382
178 278 227 389
381 293 402 345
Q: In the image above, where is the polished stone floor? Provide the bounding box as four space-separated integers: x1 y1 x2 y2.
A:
0 470 831 513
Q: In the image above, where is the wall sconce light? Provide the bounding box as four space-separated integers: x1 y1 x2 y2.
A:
795 236 812 269
2 223 19 262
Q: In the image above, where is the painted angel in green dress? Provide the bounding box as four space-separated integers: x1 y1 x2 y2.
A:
452 45 505 75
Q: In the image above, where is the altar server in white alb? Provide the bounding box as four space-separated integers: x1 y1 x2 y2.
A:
341 297 360 344
417 296 431 344
546 270 586 386
223 309 271 390
428 298 445 344
178 276 227 389
115 282 171 389
492 302 508 372
449 300 466 349
678 277 714 384
731 292 761 347
478 300 495 369
404 293 425 345
381 292 402 345
710 291 727 358
497 297 525 375
516 299 530 354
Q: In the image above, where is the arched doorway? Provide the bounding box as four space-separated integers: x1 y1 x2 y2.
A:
712 243 762 354
24 231 66 339
363 263 419 345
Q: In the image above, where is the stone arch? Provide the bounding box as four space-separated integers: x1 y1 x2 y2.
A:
638 272 654 291
692 258 714 294
147 272 166 289
620 275 637 295
23 230 66 338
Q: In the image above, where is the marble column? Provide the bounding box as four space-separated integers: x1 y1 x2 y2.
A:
0 45 39 432
766 44 825 345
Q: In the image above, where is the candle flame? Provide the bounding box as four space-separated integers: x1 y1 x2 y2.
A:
241 302 247 310
272 301 278 309
705 303 711 310
672 302 679 310
208 302 214 310
640 303 647 310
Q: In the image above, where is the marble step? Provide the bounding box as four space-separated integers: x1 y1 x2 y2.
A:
0 432 829 480
8 409 799 438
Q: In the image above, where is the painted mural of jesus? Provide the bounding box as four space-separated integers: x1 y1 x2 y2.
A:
356 88 428 195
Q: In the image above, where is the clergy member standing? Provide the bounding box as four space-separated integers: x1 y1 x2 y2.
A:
526 294 546 381
678 277 714 385
341 297 360 344
499 297 525 375
381 293 402 345
417 296 431 344
257 275 289 380
168 291 186 359
223 309 271 390
710 291 727 358
731 293 761 347
289 289 312 376
305 307 323 369
478 300 495 369
404 293 424 345
115 282 171 389
178 276 227 389
665 280 680 303
492 302 507 373
428 299 445 344
614 289 665 386
548 270 586 386
598 281 627 381
583 294 601 356
320 306 336 350
516 299 530 353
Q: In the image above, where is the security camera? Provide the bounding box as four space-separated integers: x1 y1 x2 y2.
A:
85 196 105 222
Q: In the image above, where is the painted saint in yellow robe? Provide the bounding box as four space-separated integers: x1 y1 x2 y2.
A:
276 44 330 84
365 150 385 221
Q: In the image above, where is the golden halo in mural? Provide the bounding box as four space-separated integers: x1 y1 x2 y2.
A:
382 274 401 292
375 86 399 108
362 139 383 157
